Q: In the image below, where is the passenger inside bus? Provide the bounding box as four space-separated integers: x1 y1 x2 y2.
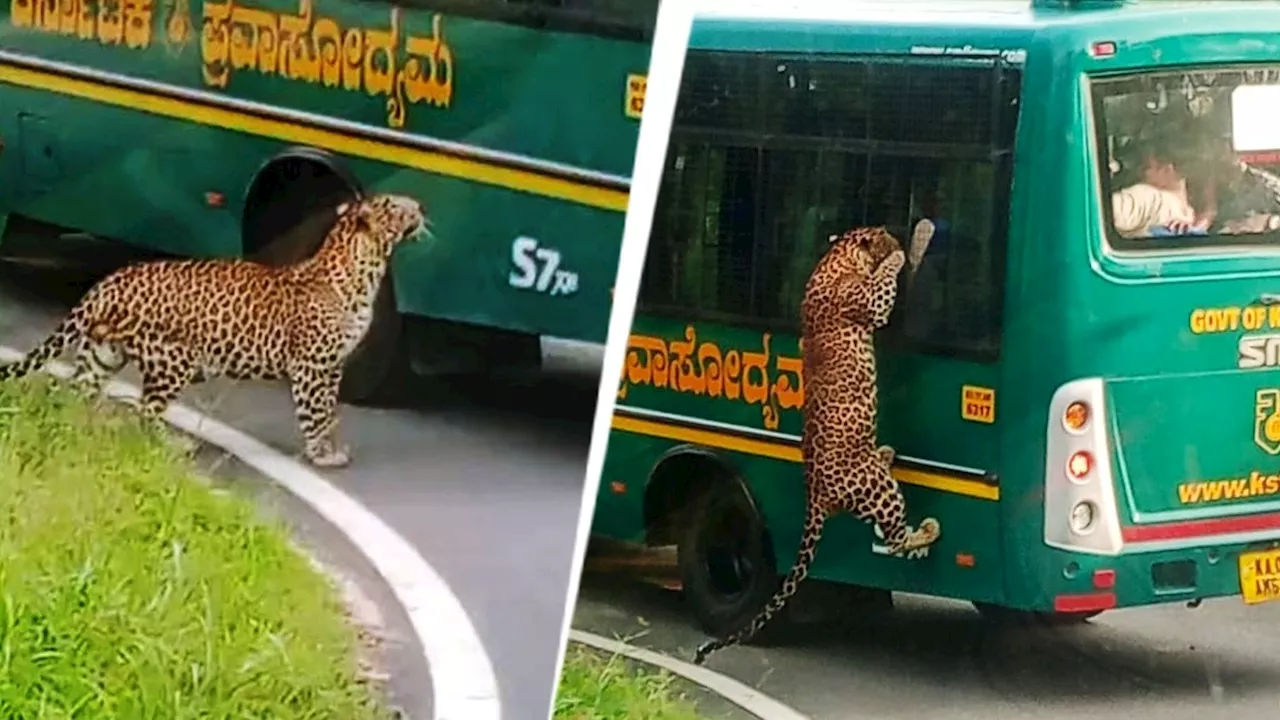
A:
1196 136 1280 235
1104 80 1280 242
1110 141 1210 239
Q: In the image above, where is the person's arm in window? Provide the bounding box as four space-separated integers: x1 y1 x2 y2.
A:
1111 183 1158 236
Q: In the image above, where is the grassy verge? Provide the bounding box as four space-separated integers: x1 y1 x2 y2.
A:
0 377 389 719
553 643 706 720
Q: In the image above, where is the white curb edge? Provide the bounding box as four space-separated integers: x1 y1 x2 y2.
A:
568 629 812 720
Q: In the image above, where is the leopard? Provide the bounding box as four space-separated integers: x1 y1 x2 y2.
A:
0 192 428 468
693 224 941 665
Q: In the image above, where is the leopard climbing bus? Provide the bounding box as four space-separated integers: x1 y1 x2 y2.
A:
0 0 657 401
590 0 1280 640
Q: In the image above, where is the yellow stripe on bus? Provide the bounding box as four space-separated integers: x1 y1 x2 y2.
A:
611 414 1001 501
0 63 632 212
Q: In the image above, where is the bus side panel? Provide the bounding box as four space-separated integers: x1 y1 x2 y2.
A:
595 420 1008 605
616 314 1008 603
592 430 656 544
752 466 1007 605
995 36 1107 612
1 0 649 342
0 74 622 340
0 85 248 259
1 0 649 177
874 353 1006 603
0 93 24 218
386 186 623 342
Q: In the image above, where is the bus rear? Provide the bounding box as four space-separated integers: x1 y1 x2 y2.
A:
1026 6 1280 615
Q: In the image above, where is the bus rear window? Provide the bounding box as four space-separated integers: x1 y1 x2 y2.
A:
1092 66 1280 252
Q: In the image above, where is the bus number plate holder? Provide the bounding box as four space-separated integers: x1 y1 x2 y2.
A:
1238 547 1280 605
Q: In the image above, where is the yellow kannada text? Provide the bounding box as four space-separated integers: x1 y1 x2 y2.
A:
617 325 803 431
201 0 454 128
8 0 456 129
11 0 157 50
1189 305 1280 335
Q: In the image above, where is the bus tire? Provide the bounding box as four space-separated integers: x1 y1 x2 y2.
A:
676 479 787 643
972 601 1103 626
337 276 408 404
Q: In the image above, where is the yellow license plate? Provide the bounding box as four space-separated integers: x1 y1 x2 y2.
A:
1239 547 1280 605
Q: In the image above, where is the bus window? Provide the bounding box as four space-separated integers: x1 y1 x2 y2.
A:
640 141 757 319
640 52 1019 361
1093 66 1280 251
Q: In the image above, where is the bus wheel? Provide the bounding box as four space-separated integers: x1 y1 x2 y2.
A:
337 277 408 404
676 480 785 642
972 602 1104 626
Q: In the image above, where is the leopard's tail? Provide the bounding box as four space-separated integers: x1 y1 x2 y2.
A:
0 310 87 382
692 500 828 666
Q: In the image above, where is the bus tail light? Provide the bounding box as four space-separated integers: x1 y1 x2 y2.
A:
1063 401 1090 432
1044 378 1124 556
1066 450 1093 481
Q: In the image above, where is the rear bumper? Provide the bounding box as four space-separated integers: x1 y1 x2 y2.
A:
1032 536 1280 612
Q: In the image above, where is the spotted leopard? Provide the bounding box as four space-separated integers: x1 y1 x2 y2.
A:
693 225 942 665
0 192 428 468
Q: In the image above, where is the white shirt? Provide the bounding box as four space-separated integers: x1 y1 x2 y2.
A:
1111 181 1196 239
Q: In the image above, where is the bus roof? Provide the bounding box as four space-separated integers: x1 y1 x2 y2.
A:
689 0 1280 55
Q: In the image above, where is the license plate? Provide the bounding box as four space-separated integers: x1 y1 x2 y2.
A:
1239 547 1280 605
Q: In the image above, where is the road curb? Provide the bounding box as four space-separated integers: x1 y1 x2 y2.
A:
568 629 812 720
0 346 501 720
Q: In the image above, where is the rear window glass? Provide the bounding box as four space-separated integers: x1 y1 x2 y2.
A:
1092 65 1280 252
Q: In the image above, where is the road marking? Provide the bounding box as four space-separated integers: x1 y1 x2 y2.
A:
568 629 812 720
0 346 501 720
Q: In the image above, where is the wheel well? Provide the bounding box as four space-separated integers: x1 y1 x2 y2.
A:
642 448 750 547
240 151 360 256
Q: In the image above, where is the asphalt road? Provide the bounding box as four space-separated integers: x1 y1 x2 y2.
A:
0 263 601 720
572 558 1280 720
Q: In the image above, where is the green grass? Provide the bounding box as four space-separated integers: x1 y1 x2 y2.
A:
553 643 706 720
0 377 389 719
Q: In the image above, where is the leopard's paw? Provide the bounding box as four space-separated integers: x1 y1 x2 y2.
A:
875 444 896 466
307 443 352 469
911 517 942 546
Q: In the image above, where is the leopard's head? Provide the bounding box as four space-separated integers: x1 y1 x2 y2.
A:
825 226 901 278
336 193 429 259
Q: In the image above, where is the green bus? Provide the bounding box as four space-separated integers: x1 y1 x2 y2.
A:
0 0 657 401
592 0 1280 639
